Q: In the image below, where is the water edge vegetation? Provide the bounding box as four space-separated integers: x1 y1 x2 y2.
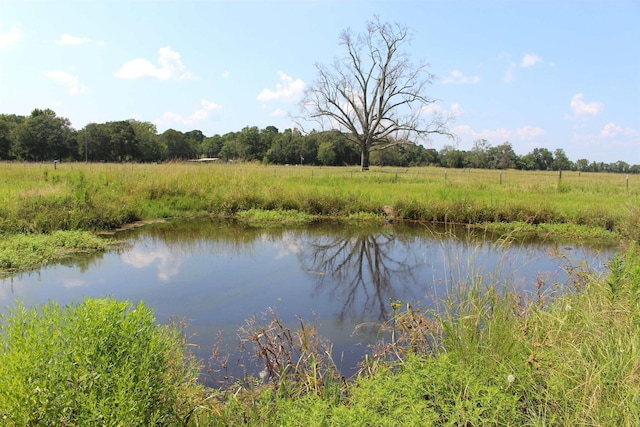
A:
0 161 639 425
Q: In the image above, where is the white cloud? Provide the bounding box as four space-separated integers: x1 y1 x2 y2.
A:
115 46 193 80
565 93 603 119
454 124 544 141
63 278 87 289
58 34 90 45
450 102 463 116
521 53 543 68
600 122 623 138
504 61 516 83
516 125 545 140
257 71 305 103
269 108 288 117
265 233 302 260
420 104 442 115
600 122 639 138
221 70 231 79
57 34 106 46
0 23 22 49
442 69 480 84
504 53 550 83
121 246 183 281
156 99 222 127
420 102 461 120
42 70 87 95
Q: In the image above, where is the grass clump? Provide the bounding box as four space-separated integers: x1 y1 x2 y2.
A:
236 208 317 225
0 298 207 426
0 230 108 274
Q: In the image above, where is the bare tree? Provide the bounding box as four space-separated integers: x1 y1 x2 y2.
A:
300 17 455 171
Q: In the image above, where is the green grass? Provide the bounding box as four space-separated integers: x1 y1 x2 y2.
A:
0 298 205 426
236 208 317 225
201 243 640 426
0 230 108 274
0 161 639 424
0 162 636 276
0 162 637 240
1 239 638 425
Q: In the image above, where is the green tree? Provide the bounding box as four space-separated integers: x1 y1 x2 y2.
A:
237 126 265 161
200 134 224 158
160 129 195 160
218 132 247 161
79 123 113 162
552 148 572 171
129 120 164 162
611 160 630 173
470 139 490 168
301 17 454 171
108 121 139 162
575 158 590 172
399 143 439 166
0 114 24 160
529 147 554 170
184 129 205 145
12 109 74 161
490 142 517 169
317 140 336 165
371 146 403 166
439 145 465 168
259 126 280 162
309 130 358 166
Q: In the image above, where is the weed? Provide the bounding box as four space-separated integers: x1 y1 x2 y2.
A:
0 298 207 426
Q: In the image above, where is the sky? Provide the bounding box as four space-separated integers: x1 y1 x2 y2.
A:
0 0 638 164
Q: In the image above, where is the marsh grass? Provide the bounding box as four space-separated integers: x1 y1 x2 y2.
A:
0 230 108 274
201 242 639 426
1 161 639 424
1 228 637 424
0 162 637 239
235 208 317 225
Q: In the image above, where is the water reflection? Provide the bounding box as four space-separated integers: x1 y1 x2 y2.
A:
301 229 421 321
0 218 618 379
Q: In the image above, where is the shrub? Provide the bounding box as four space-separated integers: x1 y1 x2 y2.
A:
0 297 205 426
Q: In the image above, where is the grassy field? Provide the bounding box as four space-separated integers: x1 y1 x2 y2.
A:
1 161 637 273
1 161 639 424
1 161 638 232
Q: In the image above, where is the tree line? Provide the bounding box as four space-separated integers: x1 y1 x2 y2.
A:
0 108 637 173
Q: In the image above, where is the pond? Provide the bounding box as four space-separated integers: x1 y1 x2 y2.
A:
0 218 618 385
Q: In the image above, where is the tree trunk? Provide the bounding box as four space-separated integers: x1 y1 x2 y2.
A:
361 149 370 171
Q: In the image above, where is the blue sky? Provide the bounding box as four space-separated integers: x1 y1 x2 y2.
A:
1 0 638 164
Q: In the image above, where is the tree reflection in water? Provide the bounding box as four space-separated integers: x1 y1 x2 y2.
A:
300 228 423 321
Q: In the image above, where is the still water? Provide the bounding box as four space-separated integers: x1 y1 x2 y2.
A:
0 218 617 382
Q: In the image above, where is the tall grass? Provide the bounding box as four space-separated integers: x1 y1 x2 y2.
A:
0 230 107 273
0 162 637 239
1 169 638 424
201 242 640 425
0 298 206 426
